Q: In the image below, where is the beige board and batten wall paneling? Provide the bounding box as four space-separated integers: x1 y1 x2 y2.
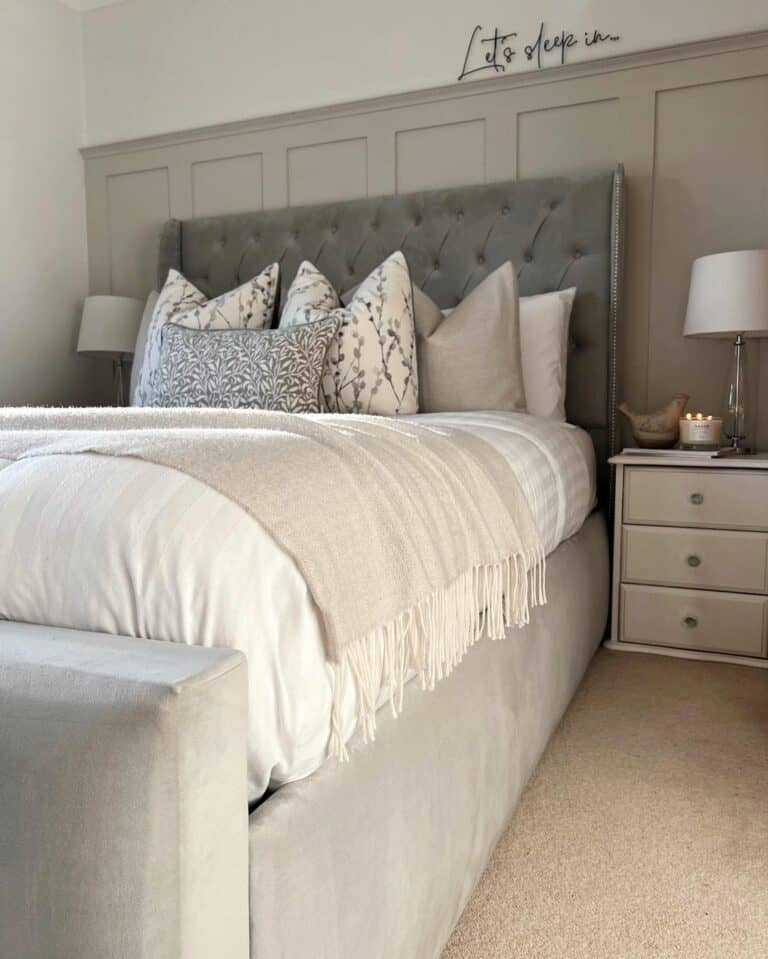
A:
83 32 768 444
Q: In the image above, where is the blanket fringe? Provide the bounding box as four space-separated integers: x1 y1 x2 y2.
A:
329 545 546 762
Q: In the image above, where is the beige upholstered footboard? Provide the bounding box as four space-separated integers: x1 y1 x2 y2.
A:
0 624 249 959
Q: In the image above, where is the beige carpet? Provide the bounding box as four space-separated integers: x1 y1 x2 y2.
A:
442 649 768 959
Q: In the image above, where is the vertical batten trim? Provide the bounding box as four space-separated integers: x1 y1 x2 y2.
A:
608 163 626 520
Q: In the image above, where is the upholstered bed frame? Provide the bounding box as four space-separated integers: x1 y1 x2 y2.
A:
157 165 625 497
0 168 624 959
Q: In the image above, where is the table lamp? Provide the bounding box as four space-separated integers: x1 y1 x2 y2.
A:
78 295 144 405
683 249 768 454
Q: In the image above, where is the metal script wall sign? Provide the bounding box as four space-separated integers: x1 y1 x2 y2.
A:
458 22 621 80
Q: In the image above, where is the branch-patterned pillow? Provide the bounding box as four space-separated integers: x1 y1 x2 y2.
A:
280 260 341 327
133 264 279 406
152 318 339 412
279 253 419 416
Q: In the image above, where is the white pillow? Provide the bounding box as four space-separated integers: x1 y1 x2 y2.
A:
519 287 576 421
279 253 418 416
133 264 280 406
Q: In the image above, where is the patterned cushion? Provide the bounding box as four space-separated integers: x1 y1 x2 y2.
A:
280 260 341 327
133 264 279 406
279 252 418 416
152 318 338 412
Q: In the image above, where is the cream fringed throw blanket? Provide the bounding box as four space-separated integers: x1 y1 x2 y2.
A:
0 408 546 758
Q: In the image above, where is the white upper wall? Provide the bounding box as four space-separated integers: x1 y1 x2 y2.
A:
0 0 108 405
80 0 768 145
60 0 127 10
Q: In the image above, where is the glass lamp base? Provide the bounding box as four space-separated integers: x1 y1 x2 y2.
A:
723 334 749 454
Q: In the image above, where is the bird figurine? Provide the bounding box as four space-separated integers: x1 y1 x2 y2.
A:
618 393 689 448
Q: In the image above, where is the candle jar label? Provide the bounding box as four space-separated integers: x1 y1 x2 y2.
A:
679 416 722 449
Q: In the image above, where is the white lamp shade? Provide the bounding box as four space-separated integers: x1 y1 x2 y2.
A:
78 295 144 355
684 249 768 339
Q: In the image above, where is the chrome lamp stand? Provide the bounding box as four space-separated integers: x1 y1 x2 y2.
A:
113 355 129 407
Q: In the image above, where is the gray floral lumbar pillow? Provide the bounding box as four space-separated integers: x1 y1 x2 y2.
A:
279 252 418 416
152 317 338 412
133 264 280 406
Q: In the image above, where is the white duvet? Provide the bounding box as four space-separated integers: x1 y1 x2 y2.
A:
0 411 595 799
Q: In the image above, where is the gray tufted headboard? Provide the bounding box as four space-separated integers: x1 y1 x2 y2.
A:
157 166 625 500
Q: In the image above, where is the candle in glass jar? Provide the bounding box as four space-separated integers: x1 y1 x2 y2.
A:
679 412 722 449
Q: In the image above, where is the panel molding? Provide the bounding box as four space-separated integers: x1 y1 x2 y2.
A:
286 137 368 207
105 166 170 297
516 97 620 178
191 152 264 218
395 119 486 194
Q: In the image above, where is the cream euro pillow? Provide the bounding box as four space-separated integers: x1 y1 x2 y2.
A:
411 262 526 414
519 287 576 421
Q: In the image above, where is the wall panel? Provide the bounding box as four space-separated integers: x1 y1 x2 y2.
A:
286 138 368 206
649 76 768 446
84 32 768 446
517 99 621 179
395 120 486 193
191 153 263 217
106 166 170 297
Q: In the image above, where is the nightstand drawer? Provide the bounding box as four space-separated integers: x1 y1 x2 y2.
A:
624 468 768 531
620 584 767 657
623 526 768 593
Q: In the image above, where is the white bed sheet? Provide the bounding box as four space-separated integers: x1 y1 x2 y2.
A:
0 411 595 799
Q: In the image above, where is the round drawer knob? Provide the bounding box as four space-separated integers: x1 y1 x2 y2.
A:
686 554 702 568
689 492 704 505
682 615 698 629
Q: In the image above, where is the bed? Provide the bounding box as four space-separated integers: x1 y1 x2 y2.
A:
0 167 624 959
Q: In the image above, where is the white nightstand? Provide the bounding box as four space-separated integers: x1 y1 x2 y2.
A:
606 453 768 668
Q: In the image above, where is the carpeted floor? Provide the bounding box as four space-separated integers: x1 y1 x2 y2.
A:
441 649 768 959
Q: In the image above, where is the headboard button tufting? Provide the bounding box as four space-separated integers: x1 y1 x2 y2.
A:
156 168 621 509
